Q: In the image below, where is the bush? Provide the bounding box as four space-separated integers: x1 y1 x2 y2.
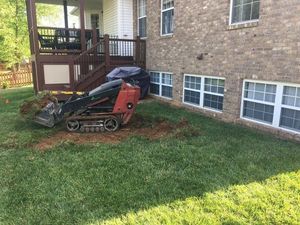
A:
1 81 9 89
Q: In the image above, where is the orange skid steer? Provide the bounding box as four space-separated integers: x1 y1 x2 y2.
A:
34 79 140 132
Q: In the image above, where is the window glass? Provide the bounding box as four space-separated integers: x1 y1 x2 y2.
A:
150 72 160 83
244 82 276 103
149 72 173 99
162 86 173 98
150 84 160 95
139 0 146 17
162 9 174 35
185 76 201 90
162 73 172 85
205 78 225 94
138 0 147 38
243 101 274 124
139 17 147 38
231 0 260 24
184 90 200 105
204 94 224 111
282 86 300 107
163 0 174 10
280 108 300 132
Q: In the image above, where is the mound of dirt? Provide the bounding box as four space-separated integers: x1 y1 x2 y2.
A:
20 93 57 119
34 115 200 151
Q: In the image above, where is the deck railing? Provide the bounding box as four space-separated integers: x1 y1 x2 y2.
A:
73 39 105 82
37 27 120 55
73 35 146 87
37 27 104 54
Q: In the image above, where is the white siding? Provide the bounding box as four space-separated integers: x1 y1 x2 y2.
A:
118 0 133 39
103 0 118 36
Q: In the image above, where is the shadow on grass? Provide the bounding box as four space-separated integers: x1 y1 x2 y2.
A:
0 89 300 225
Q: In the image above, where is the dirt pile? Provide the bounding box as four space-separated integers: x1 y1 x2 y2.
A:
35 115 200 151
20 93 57 119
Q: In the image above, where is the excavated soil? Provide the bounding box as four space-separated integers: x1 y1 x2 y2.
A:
35 115 198 151
20 94 57 118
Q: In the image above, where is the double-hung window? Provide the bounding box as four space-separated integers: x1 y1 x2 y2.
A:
230 0 260 24
138 0 147 38
150 71 173 99
280 86 300 132
242 82 276 124
183 75 225 112
161 0 174 35
241 80 300 133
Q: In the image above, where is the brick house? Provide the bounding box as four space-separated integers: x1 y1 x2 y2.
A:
141 0 300 140
26 0 300 139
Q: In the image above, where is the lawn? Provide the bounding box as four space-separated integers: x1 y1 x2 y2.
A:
0 87 300 225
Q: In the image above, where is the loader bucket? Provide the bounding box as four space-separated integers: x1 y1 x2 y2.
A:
34 101 63 128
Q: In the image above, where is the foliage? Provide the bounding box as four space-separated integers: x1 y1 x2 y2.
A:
0 0 60 70
0 87 300 225
1 81 9 89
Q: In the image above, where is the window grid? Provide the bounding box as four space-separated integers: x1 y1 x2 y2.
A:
138 0 147 38
150 71 173 99
241 80 300 134
161 0 174 35
282 86 300 108
183 75 225 112
244 82 276 105
230 0 260 24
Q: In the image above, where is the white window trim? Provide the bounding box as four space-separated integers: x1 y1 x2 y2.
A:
240 79 300 134
149 71 173 100
182 74 226 113
229 0 260 26
137 0 147 39
160 0 174 36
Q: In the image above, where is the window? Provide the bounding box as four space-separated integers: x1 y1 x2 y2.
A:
241 81 300 133
138 0 147 38
183 75 225 112
150 71 173 99
280 86 300 132
230 0 260 24
242 82 276 124
91 14 99 29
161 0 174 35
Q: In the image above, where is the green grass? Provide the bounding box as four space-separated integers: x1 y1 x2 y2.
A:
0 87 299 225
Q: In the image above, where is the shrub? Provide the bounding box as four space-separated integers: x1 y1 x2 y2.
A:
1 81 9 89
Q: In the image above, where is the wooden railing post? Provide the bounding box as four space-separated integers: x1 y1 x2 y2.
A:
104 34 110 71
69 59 75 90
135 36 141 66
79 0 86 52
92 27 98 45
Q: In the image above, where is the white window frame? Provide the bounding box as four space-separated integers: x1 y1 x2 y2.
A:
137 0 147 39
240 80 300 134
161 0 174 36
149 71 173 100
229 0 260 25
182 74 225 113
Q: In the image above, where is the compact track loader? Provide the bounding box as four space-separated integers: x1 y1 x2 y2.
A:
34 79 140 132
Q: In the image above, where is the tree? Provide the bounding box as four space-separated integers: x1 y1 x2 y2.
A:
0 0 60 70
0 0 28 70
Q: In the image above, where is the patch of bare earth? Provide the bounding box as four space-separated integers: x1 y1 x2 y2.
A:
35 115 199 151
